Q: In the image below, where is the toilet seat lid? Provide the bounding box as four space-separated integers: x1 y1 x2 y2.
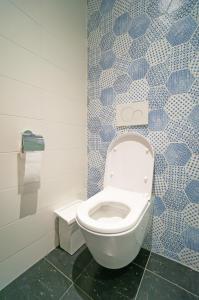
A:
104 133 154 196
76 187 149 234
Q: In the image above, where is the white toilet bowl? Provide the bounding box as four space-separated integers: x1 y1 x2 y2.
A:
76 133 154 269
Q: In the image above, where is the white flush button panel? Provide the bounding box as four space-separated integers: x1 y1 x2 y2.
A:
116 102 148 126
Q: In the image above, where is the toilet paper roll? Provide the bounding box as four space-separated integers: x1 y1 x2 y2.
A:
22 152 42 193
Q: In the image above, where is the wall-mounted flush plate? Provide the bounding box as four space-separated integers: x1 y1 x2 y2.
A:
116 101 148 127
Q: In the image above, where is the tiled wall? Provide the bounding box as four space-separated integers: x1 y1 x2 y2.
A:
0 0 87 289
88 0 199 271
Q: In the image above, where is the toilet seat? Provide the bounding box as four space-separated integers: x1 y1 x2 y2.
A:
104 133 154 195
76 186 149 234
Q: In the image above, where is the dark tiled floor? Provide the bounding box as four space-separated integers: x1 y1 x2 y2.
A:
147 252 199 296
0 246 198 300
45 245 92 281
75 259 144 300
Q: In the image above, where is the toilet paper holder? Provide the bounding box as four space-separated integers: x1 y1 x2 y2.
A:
22 130 45 152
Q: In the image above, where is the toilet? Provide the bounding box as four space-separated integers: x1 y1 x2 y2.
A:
76 132 154 269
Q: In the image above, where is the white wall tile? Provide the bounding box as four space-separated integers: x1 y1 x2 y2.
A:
0 77 43 119
0 115 43 152
0 230 57 290
38 175 86 210
9 0 43 24
42 149 84 181
41 29 68 69
0 0 87 288
40 59 71 95
0 153 18 190
41 0 69 37
0 209 55 262
0 188 20 228
43 122 85 151
0 1 41 54
42 91 86 125
0 37 42 87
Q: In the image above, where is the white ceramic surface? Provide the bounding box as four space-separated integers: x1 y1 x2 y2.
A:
77 199 152 269
55 201 85 255
104 132 154 195
76 186 149 234
77 133 154 269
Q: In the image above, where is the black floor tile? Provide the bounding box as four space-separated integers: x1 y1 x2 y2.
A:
75 259 144 300
45 245 92 280
147 253 199 296
132 248 150 268
136 270 198 300
61 284 92 300
0 259 71 300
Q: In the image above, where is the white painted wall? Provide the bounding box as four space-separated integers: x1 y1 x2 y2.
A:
0 0 87 289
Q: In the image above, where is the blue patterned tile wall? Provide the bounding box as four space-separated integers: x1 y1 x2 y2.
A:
88 0 199 271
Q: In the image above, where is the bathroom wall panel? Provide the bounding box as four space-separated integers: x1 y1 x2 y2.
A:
0 0 87 289
0 188 20 228
43 122 85 151
42 149 85 181
0 171 85 230
41 29 70 70
42 92 69 124
0 230 57 290
40 59 87 101
0 153 18 190
0 208 55 263
40 0 65 36
37 175 85 210
40 59 70 95
9 0 43 24
40 0 87 41
0 1 41 55
0 37 42 87
43 92 86 125
0 115 43 153
0 77 43 119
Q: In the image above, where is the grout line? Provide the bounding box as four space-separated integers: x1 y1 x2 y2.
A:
0 113 43 121
148 251 199 276
8 0 42 27
134 251 152 300
74 284 93 300
0 32 70 73
74 284 94 300
0 112 85 125
132 261 145 270
145 251 152 269
8 0 72 46
44 257 73 284
0 73 42 90
0 232 54 265
59 283 94 300
0 191 85 231
0 73 85 104
45 249 94 300
146 269 199 298
59 284 73 300
0 151 19 154
74 257 94 283
0 32 40 57
0 145 85 155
